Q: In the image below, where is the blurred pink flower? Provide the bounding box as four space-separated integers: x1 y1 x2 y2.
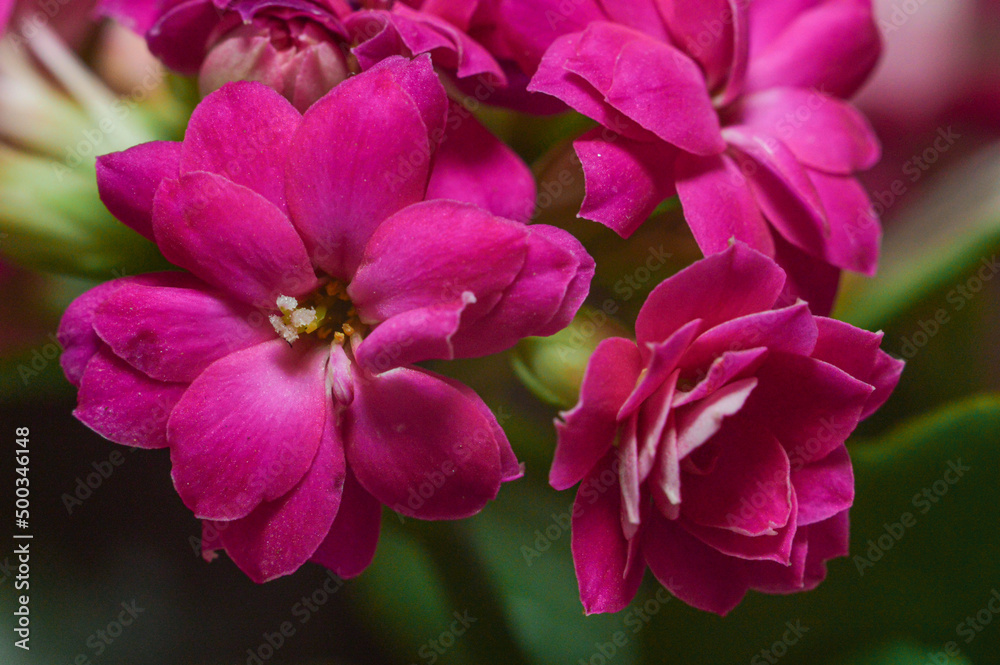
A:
59 57 593 583
551 242 902 615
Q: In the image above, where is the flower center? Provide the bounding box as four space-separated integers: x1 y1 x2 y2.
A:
269 281 368 345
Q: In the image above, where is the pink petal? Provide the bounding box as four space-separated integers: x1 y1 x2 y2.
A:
168 340 329 520
675 152 775 256
285 56 446 278
724 126 829 257
152 172 318 308
678 302 818 372
662 0 743 96
552 337 643 491
745 525 809 593
643 515 748 615
353 298 475 375
684 475 798 562
680 416 793 537
567 22 725 155
310 468 383 579
349 200 528 323
746 0 881 98
344 365 503 520
179 81 302 214
808 169 881 276
93 278 274 383
96 141 182 241
771 233 841 316
674 378 758 460
673 347 769 407
216 411 347 583
800 509 850 589
619 320 702 418
521 224 596 338
75 348 187 449
571 452 646 614
635 242 785 349
146 0 225 74
426 107 536 223
497 0 606 73
528 33 649 141
738 88 881 174
792 445 853 526
59 274 174 387
740 352 873 465
812 317 903 419
575 128 677 239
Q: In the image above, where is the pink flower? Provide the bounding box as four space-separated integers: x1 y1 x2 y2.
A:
98 0 511 111
551 242 902 615
59 56 594 583
509 0 884 313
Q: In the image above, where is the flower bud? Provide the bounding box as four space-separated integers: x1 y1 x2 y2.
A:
199 16 351 113
512 306 631 408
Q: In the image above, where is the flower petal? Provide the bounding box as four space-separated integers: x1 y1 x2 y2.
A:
75 348 187 449
808 169 881 276
675 152 775 256
180 81 302 214
552 337 643 490
96 141 182 241
575 128 677 238
811 317 903 419
644 514 748 615
153 172 318 308
59 273 176 387
345 365 503 520
286 55 446 278
568 22 725 155
746 0 881 98
426 107 536 223
740 352 873 465
93 278 274 383
738 88 881 174
349 200 528 324
635 242 785 348
793 445 853 526
572 451 646 614
168 340 329 520
680 416 792 537
310 468 383 579
216 411 347 583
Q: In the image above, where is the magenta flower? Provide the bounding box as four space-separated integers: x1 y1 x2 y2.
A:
507 0 883 312
98 0 510 111
551 242 902 615
59 56 593 583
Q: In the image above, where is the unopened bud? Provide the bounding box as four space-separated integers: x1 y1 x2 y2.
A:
512 306 631 408
199 17 351 113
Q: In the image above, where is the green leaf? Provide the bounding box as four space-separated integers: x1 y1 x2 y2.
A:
640 394 1000 665
839 640 973 665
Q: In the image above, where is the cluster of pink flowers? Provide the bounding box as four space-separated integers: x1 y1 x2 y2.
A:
58 0 902 614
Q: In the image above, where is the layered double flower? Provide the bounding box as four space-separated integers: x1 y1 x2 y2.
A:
59 56 593 582
506 0 883 312
552 243 901 615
